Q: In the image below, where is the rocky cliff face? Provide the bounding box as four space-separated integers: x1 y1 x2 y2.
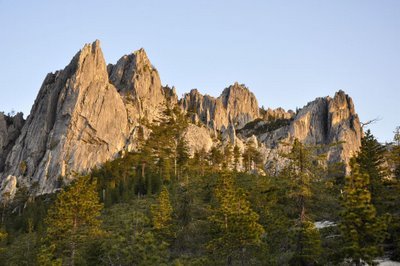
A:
1 40 130 196
0 40 363 199
0 112 25 172
289 90 362 165
108 49 169 123
241 90 362 173
262 107 295 121
180 82 259 131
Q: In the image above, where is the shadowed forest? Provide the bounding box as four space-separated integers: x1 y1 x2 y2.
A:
0 107 399 266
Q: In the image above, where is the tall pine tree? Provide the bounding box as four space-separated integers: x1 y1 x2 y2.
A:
356 130 389 208
208 172 265 265
39 175 103 266
151 185 173 231
340 159 388 265
281 139 324 265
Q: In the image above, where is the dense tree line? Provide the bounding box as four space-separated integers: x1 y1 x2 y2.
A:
0 109 399 265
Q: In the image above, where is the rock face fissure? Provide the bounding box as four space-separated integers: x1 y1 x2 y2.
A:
0 40 363 199
0 112 25 172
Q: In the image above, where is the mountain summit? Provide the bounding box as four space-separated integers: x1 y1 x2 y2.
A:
0 40 362 199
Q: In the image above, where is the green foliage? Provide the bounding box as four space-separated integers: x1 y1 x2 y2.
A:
290 220 322 266
0 229 7 255
208 146 223 169
151 186 173 230
208 172 266 264
387 127 400 260
242 141 262 171
145 106 190 182
222 144 233 170
340 159 388 265
94 201 169 265
233 145 241 171
238 118 292 135
277 139 326 264
1 124 400 265
356 130 390 208
41 175 103 265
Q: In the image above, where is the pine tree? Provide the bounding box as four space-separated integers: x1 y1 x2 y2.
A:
222 144 233 170
340 159 388 265
242 141 262 171
290 220 322 266
281 139 325 264
209 146 223 169
99 201 169 265
40 175 103 265
162 158 172 182
233 145 241 171
191 148 208 176
141 105 189 183
387 127 400 260
208 172 265 265
0 229 7 255
176 138 190 180
356 130 389 208
151 186 173 230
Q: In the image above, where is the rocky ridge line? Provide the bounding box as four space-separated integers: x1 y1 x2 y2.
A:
0 40 363 199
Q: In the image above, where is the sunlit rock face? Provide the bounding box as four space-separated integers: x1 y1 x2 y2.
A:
180 82 259 131
108 48 166 122
0 40 363 199
1 41 129 194
289 90 362 166
239 90 362 174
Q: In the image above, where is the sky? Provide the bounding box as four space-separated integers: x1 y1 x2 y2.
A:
0 0 399 142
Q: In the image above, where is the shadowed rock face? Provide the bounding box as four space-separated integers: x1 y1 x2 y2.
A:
0 40 363 199
0 112 25 172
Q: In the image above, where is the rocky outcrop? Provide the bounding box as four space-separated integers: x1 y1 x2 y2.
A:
184 124 214 156
180 82 259 131
108 48 170 123
0 40 363 199
289 90 362 164
326 91 363 166
262 107 295 121
247 90 362 174
219 82 259 128
1 40 129 195
0 112 24 172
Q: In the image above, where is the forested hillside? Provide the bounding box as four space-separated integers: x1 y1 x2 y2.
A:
0 107 399 265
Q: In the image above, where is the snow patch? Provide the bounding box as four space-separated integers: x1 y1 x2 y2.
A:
314 220 336 229
376 259 400 266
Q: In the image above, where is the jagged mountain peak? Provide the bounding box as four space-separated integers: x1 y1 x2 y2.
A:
72 39 106 76
133 48 152 67
180 82 259 130
107 47 164 113
0 40 363 199
0 40 129 197
219 82 259 124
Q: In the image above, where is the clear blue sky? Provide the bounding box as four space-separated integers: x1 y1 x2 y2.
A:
0 0 399 142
